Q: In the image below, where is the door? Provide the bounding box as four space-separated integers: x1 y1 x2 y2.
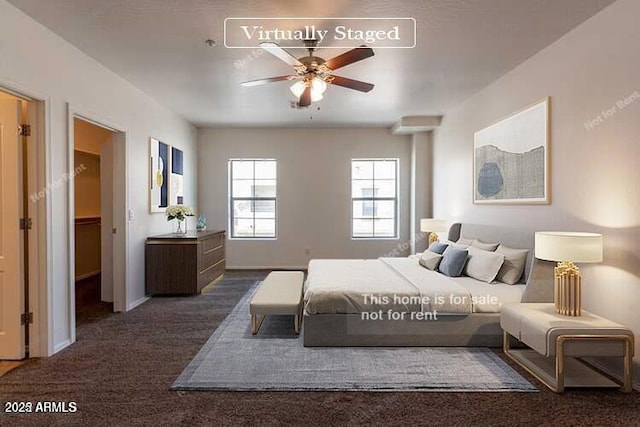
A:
111 131 126 312
0 95 25 359
100 135 114 303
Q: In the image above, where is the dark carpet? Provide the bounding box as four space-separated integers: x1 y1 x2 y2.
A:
75 274 114 327
1 271 638 426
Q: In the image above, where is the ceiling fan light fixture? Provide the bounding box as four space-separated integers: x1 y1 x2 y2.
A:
290 77 327 103
311 92 324 102
247 42 374 105
290 80 306 98
310 79 325 102
311 77 327 95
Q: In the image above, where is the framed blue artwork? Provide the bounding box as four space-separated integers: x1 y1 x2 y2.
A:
473 98 550 204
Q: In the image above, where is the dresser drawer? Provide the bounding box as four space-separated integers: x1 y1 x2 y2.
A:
202 233 224 254
200 245 224 273
198 259 225 291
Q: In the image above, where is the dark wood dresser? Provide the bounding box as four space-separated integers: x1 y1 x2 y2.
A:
145 229 225 295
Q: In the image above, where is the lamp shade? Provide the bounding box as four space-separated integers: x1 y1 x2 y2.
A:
420 219 449 233
535 231 603 263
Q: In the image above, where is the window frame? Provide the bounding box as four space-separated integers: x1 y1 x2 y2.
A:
228 158 278 240
350 158 400 240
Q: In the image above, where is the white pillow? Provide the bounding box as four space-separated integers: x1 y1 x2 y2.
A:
419 251 443 271
456 236 474 246
464 246 505 283
447 240 469 250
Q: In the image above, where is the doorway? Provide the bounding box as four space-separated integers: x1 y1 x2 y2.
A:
68 111 127 344
73 118 115 324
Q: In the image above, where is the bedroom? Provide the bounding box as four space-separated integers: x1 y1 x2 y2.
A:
0 0 638 425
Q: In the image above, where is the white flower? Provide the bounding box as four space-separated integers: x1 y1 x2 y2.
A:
166 205 195 221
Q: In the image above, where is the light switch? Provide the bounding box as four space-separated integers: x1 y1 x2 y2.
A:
128 209 135 221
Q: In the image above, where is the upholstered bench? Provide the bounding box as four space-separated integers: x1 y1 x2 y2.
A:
501 303 634 392
250 271 305 335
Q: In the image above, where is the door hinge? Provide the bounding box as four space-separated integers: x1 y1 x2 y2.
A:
19 218 33 230
18 124 31 137
21 312 33 325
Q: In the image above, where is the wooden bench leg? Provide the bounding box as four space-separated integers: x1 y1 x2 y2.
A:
251 314 265 335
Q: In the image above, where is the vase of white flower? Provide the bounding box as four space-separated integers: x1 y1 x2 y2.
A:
166 205 194 234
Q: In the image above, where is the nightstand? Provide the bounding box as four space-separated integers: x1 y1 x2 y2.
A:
501 303 634 393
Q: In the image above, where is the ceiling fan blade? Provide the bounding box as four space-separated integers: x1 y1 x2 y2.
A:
241 75 297 87
324 46 374 71
298 86 312 107
259 42 305 68
329 75 374 93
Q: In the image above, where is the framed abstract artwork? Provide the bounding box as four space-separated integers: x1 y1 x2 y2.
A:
473 97 550 204
170 146 184 205
150 138 170 212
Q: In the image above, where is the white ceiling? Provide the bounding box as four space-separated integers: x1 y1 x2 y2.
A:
8 0 615 127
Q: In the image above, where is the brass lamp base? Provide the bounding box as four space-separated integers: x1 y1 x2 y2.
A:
554 262 582 316
428 232 439 246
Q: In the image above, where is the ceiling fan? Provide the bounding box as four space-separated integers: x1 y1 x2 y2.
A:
241 39 375 107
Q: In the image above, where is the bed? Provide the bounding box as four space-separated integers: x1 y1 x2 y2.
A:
302 223 555 347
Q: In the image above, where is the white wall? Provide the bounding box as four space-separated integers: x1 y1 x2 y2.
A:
74 118 112 156
198 128 412 268
0 0 197 355
411 132 433 253
432 0 640 377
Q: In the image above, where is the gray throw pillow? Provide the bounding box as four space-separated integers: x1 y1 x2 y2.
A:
419 251 443 270
495 245 529 285
428 242 449 255
471 239 499 251
439 246 469 277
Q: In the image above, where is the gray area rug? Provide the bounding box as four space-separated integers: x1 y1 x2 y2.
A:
173 283 537 392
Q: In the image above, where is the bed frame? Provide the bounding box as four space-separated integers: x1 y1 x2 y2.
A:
302 223 555 347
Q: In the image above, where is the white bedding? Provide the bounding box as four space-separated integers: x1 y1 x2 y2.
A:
450 276 525 313
304 258 474 316
304 259 419 315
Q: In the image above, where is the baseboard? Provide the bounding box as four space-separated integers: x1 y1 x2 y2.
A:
53 339 72 355
226 266 308 271
127 296 150 311
583 357 640 392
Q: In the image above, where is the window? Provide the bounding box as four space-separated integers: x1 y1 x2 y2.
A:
229 159 277 238
351 159 398 239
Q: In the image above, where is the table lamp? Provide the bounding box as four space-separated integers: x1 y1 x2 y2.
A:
420 219 449 246
534 231 603 316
